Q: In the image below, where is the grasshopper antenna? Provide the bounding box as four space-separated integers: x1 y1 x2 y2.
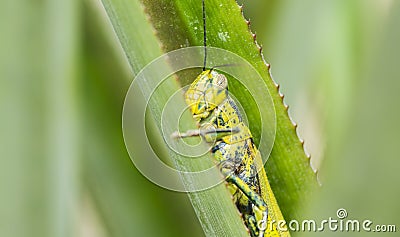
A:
202 0 207 71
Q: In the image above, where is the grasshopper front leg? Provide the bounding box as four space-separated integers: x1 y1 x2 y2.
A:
171 127 240 142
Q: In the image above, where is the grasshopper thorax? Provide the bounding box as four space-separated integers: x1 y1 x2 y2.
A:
185 69 228 122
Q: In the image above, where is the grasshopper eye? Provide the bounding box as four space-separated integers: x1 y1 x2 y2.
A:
215 73 228 89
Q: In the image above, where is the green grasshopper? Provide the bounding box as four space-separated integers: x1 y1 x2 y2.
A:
172 1 290 236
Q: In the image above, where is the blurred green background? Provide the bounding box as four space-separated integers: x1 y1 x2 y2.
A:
1 0 399 236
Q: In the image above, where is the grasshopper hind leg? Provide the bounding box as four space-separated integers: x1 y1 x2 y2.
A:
245 213 265 237
242 205 268 237
218 161 268 237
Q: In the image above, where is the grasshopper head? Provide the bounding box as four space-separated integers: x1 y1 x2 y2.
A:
185 70 228 123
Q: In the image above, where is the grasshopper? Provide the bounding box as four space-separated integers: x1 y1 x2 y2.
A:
172 1 290 236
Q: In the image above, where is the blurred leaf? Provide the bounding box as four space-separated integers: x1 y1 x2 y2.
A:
304 1 400 236
0 0 80 237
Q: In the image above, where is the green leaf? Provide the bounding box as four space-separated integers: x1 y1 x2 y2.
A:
83 1 203 237
140 0 320 219
100 0 319 235
100 0 248 236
